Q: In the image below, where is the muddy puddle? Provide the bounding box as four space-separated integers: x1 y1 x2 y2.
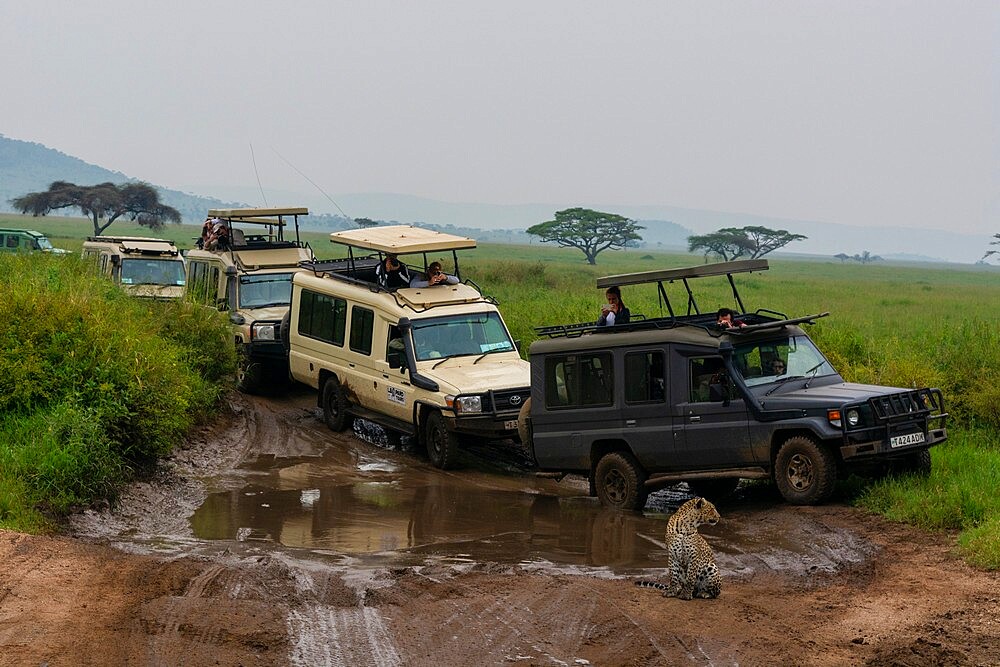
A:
73 390 881 580
188 416 692 570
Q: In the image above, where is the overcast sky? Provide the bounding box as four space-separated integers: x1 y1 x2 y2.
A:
2 1 996 234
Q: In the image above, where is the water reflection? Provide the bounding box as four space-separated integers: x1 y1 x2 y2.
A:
191 456 670 569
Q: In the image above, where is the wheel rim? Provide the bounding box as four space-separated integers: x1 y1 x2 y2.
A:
604 468 628 503
428 422 444 459
325 385 340 422
786 453 814 491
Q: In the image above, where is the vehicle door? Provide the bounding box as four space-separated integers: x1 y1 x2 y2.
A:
530 349 618 470
344 303 381 411
374 321 415 424
617 348 672 471
669 348 755 469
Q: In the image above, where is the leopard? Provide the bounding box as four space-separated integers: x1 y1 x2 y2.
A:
635 496 721 600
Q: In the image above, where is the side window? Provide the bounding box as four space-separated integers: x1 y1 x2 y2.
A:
208 266 221 301
298 289 347 345
349 306 374 355
625 351 666 403
386 324 404 368
187 261 214 304
689 356 725 403
544 352 613 408
6 235 19 248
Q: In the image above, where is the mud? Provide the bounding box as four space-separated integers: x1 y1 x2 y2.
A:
2 388 998 666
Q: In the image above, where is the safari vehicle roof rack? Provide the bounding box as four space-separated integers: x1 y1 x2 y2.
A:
536 259 830 339
299 255 498 314
86 236 180 256
598 259 769 319
207 207 309 248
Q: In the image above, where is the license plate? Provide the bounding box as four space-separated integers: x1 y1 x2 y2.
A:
504 420 518 430
890 431 925 448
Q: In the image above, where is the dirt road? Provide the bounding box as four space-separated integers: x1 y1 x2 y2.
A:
1 392 998 666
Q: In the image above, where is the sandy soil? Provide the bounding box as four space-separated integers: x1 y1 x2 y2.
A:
1 393 998 667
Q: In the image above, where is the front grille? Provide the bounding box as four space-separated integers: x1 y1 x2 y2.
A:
869 390 929 421
486 388 531 414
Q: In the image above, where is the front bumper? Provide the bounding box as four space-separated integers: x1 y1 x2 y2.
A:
837 388 948 461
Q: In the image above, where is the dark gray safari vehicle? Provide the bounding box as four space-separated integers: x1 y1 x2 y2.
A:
518 260 948 510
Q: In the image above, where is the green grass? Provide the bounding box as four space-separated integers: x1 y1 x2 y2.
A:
0 253 234 531
856 428 1000 568
4 212 1000 568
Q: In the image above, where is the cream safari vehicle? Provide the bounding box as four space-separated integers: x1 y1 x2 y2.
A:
81 236 185 300
288 225 531 469
184 207 314 392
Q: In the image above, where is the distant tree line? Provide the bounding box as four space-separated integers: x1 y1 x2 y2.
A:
834 251 883 264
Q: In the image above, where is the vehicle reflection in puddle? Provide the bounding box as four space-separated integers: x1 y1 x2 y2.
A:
189 421 686 570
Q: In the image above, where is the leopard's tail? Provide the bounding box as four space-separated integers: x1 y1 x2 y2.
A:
634 580 669 592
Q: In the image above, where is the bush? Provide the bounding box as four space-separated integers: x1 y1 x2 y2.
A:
0 254 233 530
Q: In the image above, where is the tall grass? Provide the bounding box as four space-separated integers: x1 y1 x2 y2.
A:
0 253 234 531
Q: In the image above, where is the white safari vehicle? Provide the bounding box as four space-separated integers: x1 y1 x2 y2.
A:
81 236 186 300
184 207 314 392
288 225 531 469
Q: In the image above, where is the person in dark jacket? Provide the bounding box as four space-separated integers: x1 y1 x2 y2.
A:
598 285 630 326
376 254 411 290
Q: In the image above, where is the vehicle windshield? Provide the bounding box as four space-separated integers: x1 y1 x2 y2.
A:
411 312 515 361
733 334 837 387
35 237 54 250
120 258 186 286
239 272 294 309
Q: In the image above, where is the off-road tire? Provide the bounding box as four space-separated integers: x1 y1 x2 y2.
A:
236 351 263 394
280 311 292 356
686 477 740 501
594 451 648 511
322 376 353 432
425 411 459 470
774 435 838 505
889 449 932 477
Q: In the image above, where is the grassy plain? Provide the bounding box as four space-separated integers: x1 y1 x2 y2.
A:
3 213 999 566
0 252 234 531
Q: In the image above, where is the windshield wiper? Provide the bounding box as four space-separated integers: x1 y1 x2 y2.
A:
472 352 489 365
245 301 289 309
803 361 826 389
764 375 805 397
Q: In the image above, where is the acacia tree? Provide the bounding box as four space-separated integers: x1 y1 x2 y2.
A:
10 181 181 236
983 233 1000 262
687 228 755 261
526 208 643 265
353 217 379 229
742 226 807 258
688 225 807 261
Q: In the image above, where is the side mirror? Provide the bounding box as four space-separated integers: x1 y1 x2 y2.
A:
387 338 405 369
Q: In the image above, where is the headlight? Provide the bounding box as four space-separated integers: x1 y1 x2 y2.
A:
253 323 276 341
846 409 860 427
447 395 482 413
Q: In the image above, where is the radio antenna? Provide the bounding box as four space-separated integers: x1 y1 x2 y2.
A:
249 143 269 206
272 147 351 220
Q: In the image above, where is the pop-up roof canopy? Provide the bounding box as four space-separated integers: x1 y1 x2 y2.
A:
330 225 476 254
597 259 768 289
207 207 309 226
